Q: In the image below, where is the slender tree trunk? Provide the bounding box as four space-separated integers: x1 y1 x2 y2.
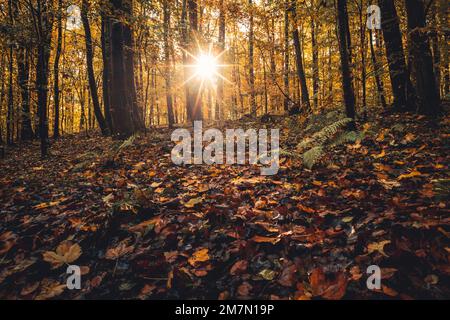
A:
336 0 356 124
283 0 290 113
163 0 174 128
7 0 14 145
35 0 53 156
378 0 416 112
187 0 202 122
101 6 113 132
81 0 109 136
311 12 319 110
0 54 5 145
53 0 63 139
404 0 441 117
290 1 310 113
216 0 225 120
248 0 256 115
123 0 145 130
358 2 367 119
370 29 387 109
439 0 448 96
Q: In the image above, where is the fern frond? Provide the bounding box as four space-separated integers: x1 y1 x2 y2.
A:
302 146 324 169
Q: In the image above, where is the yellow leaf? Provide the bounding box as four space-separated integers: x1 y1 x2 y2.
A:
397 170 421 181
188 248 210 267
372 150 386 159
43 242 82 269
367 240 391 257
184 197 203 208
251 235 281 245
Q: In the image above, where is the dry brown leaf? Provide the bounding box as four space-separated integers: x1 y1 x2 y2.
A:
105 242 134 260
230 260 248 275
310 268 348 300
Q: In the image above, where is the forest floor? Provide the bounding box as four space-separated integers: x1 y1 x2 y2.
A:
0 110 449 300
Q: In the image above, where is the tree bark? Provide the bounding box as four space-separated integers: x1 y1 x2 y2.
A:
81 0 109 136
187 0 202 122
369 29 387 109
283 0 290 113
215 0 225 120
101 4 113 132
336 0 356 124
248 0 256 115
404 0 441 117
290 0 310 113
53 0 63 139
110 0 134 138
378 0 416 112
163 0 174 128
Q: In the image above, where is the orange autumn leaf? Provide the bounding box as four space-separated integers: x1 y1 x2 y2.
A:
188 248 210 267
251 235 281 245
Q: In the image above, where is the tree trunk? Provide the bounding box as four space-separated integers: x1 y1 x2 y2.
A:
123 0 145 130
378 0 416 112
311 12 319 110
163 0 174 128
101 6 113 132
290 1 310 113
81 0 109 136
404 0 441 117
369 29 387 109
35 0 53 156
336 0 356 124
283 0 290 113
110 0 134 138
53 0 62 139
215 0 225 120
7 0 14 145
187 0 202 122
439 0 448 96
248 0 256 115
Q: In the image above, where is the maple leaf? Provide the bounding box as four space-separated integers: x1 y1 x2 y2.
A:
42 242 82 269
188 248 210 267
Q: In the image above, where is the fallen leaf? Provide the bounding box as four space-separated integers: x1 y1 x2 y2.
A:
43 242 82 269
230 260 248 275
184 197 203 208
367 240 391 257
310 268 347 300
0 231 17 255
259 269 276 280
188 248 210 267
397 170 422 180
105 242 134 260
251 235 280 245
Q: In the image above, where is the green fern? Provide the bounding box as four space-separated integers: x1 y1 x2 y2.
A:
302 146 324 169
